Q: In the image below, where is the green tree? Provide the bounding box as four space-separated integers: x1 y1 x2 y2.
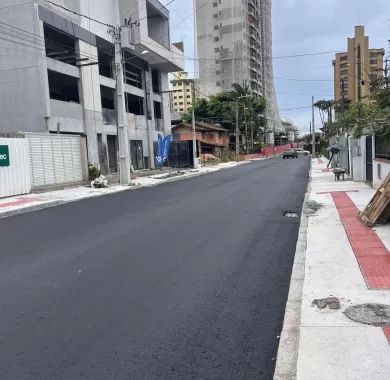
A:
182 84 266 152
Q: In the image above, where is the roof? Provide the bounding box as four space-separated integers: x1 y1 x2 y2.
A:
172 122 228 132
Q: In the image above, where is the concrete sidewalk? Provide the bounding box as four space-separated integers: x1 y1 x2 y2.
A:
0 161 250 218
275 157 390 380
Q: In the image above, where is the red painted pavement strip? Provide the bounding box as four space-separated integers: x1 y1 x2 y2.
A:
317 158 324 164
321 168 331 173
0 197 42 209
329 191 390 290
383 326 390 344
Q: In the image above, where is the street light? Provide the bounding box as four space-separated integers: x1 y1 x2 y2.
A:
123 50 149 63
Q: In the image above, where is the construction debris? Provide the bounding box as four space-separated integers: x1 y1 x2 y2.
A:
359 173 390 227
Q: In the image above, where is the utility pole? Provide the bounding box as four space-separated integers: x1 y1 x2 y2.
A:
273 119 276 156
192 0 199 169
235 99 239 159
312 96 315 157
112 26 130 185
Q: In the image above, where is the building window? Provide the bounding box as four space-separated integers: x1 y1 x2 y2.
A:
48 70 80 103
179 108 184 112
214 25 219 30
179 102 184 105
214 36 219 42
152 70 161 93
186 95 191 98
216 81 221 86
100 85 115 110
340 55 348 61
213 14 218 19
215 48 220 53
186 88 191 92
154 101 162 119
44 24 77 66
370 59 377 65
126 93 144 115
179 96 183 99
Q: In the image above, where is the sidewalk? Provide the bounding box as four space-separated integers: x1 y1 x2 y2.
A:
275 157 390 380
0 160 250 218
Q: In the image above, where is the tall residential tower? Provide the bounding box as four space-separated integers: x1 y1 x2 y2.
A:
333 26 384 103
196 0 282 134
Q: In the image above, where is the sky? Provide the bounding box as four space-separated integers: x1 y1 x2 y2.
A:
169 0 390 136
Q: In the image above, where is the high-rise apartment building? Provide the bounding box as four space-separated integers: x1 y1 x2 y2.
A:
333 26 385 103
196 0 282 134
170 72 195 115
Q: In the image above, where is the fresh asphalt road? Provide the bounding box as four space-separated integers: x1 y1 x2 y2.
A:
0 157 310 380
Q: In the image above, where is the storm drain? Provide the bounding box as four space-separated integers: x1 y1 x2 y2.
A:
344 304 390 327
284 211 299 218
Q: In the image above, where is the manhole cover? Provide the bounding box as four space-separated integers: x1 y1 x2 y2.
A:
344 304 390 327
284 211 299 218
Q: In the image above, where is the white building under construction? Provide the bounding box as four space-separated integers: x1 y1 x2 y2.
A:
196 0 282 137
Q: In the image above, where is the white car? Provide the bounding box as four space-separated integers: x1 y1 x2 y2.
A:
294 148 310 156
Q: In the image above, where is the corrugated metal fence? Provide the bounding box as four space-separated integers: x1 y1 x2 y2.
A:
25 133 86 189
0 138 31 198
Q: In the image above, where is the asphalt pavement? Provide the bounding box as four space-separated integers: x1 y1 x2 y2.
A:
0 157 310 380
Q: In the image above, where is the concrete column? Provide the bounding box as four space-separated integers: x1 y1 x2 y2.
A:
145 66 155 169
77 40 103 167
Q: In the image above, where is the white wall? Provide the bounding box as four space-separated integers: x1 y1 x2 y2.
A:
0 138 31 198
349 137 366 182
373 160 390 189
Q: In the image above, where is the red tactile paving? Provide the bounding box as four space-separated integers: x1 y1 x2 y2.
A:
0 197 41 208
322 168 331 173
317 158 324 164
330 191 390 289
383 326 390 344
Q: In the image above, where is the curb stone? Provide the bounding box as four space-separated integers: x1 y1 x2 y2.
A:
273 161 312 380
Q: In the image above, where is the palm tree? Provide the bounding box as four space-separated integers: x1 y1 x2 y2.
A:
314 99 335 137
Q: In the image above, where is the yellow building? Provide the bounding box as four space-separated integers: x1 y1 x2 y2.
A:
170 72 195 114
333 26 384 103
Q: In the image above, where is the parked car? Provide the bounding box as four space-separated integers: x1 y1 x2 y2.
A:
294 148 310 156
282 149 298 159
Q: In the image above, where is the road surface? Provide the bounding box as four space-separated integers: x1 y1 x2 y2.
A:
0 157 309 379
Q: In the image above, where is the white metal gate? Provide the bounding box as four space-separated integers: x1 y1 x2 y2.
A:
0 138 31 198
25 133 85 188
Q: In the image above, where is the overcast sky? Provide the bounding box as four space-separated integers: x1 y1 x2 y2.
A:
169 0 390 136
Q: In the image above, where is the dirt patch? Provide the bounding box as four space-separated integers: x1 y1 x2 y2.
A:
312 297 341 310
344 304 390 327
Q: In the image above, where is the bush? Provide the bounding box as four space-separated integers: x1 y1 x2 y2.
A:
88 165 101 181
219 150 235 163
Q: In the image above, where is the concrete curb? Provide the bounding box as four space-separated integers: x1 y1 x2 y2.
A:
0 161 255 219
273 162 312 380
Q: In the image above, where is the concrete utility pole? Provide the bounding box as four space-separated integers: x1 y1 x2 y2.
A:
273 119 276 156
235 99 239 159
312 95 315 157
113 26 131 185
192 0 199 169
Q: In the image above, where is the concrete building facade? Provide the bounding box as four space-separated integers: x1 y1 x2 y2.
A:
170 72 195 115
333 26 384 103
195 0 282 137
0 0 184 172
